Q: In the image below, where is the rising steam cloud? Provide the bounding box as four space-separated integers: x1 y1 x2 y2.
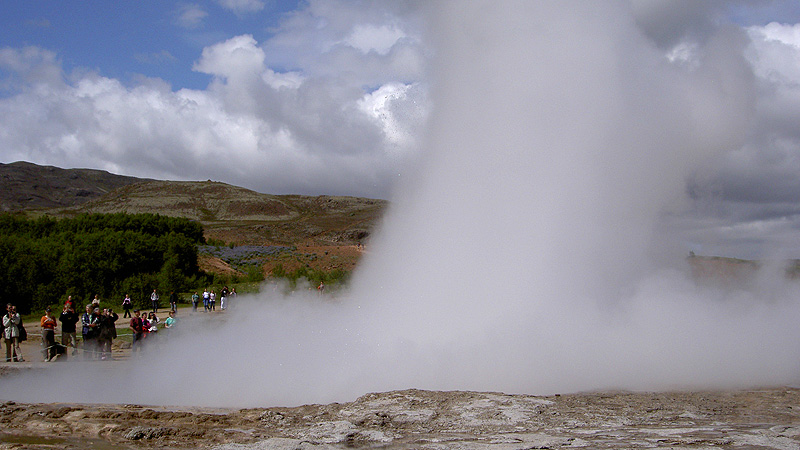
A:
3 2 800 408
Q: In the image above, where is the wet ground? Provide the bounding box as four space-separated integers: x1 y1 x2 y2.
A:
2 387 800 449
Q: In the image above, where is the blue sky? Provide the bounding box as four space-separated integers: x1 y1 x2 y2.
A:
0 0 301 90
1 1 800 258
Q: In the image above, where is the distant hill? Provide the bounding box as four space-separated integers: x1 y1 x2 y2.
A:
1 162 387 276
54 179 387 247
0 161 148 211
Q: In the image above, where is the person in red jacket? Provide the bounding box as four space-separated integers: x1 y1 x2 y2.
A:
129 309 144 354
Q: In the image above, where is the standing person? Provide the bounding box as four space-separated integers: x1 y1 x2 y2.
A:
97 308 118 360
191 291 199 312
81 305 92 359
3 304 23 362
91 294 101 310
40 307 58 362
59 303 79 358
209 290 216 311
317 281 325 294
169 291 178 312
202 289 210 312
129 309 144 354
122 294 133 318
65 295 73 310
150 289 159 313
220 286 228 310
229 288 237 309
82 305 100 359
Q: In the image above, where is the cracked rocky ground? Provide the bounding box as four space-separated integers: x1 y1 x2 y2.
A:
2 387 800 449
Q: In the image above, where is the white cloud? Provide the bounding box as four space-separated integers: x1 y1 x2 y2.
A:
176 3 208 29
217 0 266 15
0 7 427 199
342 24 408 55
1 1 800 254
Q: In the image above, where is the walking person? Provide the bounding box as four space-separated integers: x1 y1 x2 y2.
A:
150 289 159 313
209 290 216 311
169 291 178 312
122 294 133 318
202 289 210 312
220 286 228 310
3 304 23 362
191 291 199 312
40 307 58 362
59 302 79 358
129 309 144 354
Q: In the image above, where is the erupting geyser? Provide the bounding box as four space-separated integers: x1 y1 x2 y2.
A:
2 1 800 408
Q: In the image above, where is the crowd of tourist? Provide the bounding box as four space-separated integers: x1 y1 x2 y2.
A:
2 288 233 363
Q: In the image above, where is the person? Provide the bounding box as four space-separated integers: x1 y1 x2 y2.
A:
122 294 133 318
229 287 237 310
209 290 216 311
129 309 144 353
220 286 228 310
82 304 99 359
59 302 79 358
147 312 159 333
202 289 210 312
40 307 58 362
141 312 151 341
191 291 199 312
97 308 118 360
65 295 73 310
317 281 325 293
91 294 101 310
164 310 176 329
169 291 178 312
150 289 159 313
3 304 23 362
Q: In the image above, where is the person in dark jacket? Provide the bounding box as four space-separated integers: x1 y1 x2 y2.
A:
82 305 99 359
169 291 178 312
97 308 118 360
59 303 79 358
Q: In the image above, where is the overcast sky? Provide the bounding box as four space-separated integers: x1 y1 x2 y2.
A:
1 1 800 259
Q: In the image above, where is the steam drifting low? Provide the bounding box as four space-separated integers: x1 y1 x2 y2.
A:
2 2 800 407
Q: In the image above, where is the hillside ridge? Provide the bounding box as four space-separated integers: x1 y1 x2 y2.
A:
0 161 149 211
2 162 387 275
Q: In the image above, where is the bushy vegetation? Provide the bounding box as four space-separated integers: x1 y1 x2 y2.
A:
0 213 205 314
270 263 349 288
198 244 291 271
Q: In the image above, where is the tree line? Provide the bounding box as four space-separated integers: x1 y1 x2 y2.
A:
0 213 206 314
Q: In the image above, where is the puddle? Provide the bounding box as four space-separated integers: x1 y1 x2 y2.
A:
0 432 133 449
